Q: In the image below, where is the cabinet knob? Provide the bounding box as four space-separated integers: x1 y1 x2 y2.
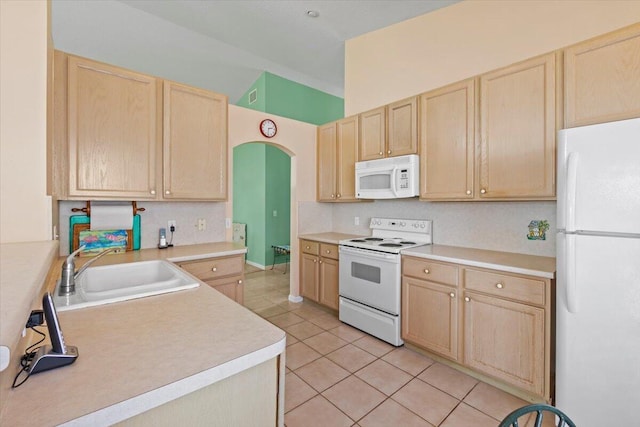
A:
480 188 487 194
313 259 317 263
496 283 503 289
165 190 171 195
238 280 243 284
211 267 217 272
464 297 471 302
423 269 430 274
450 292 455 298
387 150 392 155
337 193 341 198
379 151 383 156
150 190 156 195
326 250 331 254
319 260 323 264
331 194 335 199
306 246 310 250
466 190 472 195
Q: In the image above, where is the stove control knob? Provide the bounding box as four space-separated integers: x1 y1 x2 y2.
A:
400 221 406 227
412 223 419 228
420 222 426 228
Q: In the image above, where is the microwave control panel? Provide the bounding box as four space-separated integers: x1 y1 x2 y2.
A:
398 169 409 189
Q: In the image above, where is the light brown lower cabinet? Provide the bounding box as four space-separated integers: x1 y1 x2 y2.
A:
401 255 553 401
299 239 339 310
178 254 244 305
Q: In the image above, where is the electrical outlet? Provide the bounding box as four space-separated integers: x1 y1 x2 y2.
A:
168 220 177 231
354 216 360 226
273 210 278 217
225 218 231 229
197 218 206 231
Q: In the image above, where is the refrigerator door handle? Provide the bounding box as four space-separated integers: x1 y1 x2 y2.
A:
565 152 579 232
566 233 578 313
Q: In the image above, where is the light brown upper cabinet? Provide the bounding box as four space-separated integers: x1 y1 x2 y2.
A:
54 52 228 201
66 55 160 199
359 97 418 161
564 23 640 128
478 53 558 200
317 116 360 202
419 79 476 200
163 81 228 200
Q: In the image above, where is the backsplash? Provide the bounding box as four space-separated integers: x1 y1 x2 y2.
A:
300 200 556 257
58 201 226 255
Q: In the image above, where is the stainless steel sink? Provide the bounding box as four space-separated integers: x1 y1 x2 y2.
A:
53 260 200 311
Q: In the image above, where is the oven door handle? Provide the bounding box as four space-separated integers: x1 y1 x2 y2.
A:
339 245 399 261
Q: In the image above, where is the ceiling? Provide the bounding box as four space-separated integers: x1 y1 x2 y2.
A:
52 1 460 103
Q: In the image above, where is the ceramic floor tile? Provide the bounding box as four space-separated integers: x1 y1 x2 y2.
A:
286 332 299 347
328 324 367 342
355 359 413 396
322 375 387 422
285 372 318 412
440 403 499 427
254 304 287 318
243 296 274 311
307 313 343 330
286 342 322 370
464 382 530 421
294 357 350 392
352 335 395 357
295 304 332 320
285 395 354 427
326 344 377 373
358 398 432 427
381 347 434 376
278 300 304 311
391 378 459 426
285 320 325 340
303 331 349 355
418 363 479 400
267 311 305 328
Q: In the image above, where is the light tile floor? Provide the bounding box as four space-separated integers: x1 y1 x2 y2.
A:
243 267 549 427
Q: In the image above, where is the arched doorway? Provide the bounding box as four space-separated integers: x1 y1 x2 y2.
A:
232 142 291 271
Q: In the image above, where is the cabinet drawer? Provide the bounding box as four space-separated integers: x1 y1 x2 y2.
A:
180 255 243 281
319 243 339 260
301 240 319 255
463 268 545 306
402 257 458 286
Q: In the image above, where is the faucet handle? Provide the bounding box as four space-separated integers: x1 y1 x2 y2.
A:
64 246 86 267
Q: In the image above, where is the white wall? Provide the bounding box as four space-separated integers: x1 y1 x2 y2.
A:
345 0 640 115
0 0 52 243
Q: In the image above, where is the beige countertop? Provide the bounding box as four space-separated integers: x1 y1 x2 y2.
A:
298 232 365 245
0 242 286 426
401 244 556 278
0 241 60 372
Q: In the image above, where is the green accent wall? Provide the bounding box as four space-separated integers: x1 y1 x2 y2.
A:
233 143 290 267
236 72 344 125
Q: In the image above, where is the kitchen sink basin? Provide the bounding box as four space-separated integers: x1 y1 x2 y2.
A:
53 260 200 312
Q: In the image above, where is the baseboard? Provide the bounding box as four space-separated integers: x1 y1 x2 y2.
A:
245 260 265 270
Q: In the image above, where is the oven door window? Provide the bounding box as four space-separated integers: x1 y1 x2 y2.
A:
351 262 381 284
359 173 391 190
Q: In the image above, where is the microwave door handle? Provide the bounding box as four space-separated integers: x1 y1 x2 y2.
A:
391 166 399 197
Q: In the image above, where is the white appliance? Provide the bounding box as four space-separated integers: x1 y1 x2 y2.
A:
556 118 640 426
355 154 419 199
339 217 432 346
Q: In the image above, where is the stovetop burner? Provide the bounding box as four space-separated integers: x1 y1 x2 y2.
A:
379 243 402 247
400 241 416 245
350 239 367 242
364 237 384 241
339 217 433 254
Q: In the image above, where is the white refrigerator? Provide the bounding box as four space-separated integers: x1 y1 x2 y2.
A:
556 118 640 426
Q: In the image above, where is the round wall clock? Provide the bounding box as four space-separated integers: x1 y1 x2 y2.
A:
260 119 277 138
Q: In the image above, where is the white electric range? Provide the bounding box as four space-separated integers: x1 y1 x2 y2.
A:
338 217 432 346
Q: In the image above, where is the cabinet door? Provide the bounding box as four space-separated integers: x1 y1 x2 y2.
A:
387 97 418 157
479 53 557 199
319 257 339 310
420 80 475 200
67 56 159 198
565 23 640 127
300 253 319 301
463 291 545 396
207 277 244 304
359 107 386 161
402 277 458 360
317 123 337 201
336 116 359 201
163 81 227 200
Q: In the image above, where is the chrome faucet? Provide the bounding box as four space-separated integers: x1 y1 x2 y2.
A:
59 246 118 296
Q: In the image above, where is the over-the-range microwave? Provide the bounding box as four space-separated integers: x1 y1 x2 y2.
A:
355 154 419 199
